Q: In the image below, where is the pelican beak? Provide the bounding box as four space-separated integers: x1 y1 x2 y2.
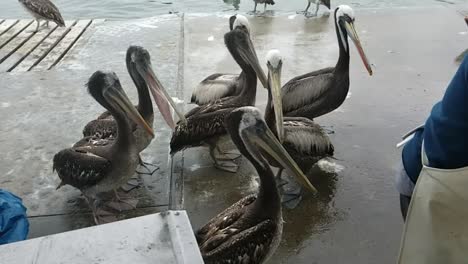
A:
246 126 318 194
104 84 155 138
344 20 373 76
268 63 284 143
239 38 268 89
139 63 187 129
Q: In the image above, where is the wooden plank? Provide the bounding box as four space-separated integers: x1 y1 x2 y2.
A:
0 24 58 72
13 20 77 72
0 20 33 49
34 19 92 71
0 20 19 37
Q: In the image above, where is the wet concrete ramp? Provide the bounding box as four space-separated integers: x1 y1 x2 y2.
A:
0 19 102 72
0 7 467 264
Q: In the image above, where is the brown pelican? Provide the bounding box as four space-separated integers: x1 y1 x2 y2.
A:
82 46 185 174
171 22 268 173
297 0 331 17
265 49 334 208
196 106 317 263
253 0 275 13
53 71 154 224
282 5 372 120
18 0 65 32
190 15 254 106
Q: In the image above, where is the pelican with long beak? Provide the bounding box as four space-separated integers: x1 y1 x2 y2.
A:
170 20 268 173
265 49 334 208
54 71 154 224
190 14 257 106
81 46 185 176
196 106 317 263
281 5 373 121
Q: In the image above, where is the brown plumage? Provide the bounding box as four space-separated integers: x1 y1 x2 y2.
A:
170 19 267 173
19 0 65 32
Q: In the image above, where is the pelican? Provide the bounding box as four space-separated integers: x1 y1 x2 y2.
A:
53 71 154 224
282 5 372 120
81 46 185 174
18 0 65 32
265 49 334 208
252 0 275 14
170 21 268 173
297 0 331 17
196 106 317 264
190 15 251 106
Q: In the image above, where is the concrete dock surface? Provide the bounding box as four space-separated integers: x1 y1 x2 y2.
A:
0 6 467 263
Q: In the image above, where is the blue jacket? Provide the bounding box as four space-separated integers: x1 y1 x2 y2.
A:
402 55 468 183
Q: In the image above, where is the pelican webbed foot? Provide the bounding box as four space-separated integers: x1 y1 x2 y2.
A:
214 146 242 161
277 171 303 209
214 160 239 173
136 155 160 176
210 143 239 173
106 190 139 212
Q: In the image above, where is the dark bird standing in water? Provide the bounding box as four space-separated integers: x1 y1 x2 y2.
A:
170 17 267 173
196 106 317 264
253 0 275 14
53 71 154 224
18 0 65 32
80 46 185 177
264 49 334 208
281 5 372 120
191 15 252 106
297 0 331 17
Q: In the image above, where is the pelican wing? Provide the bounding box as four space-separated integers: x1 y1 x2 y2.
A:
283 117 334 157
191 73 240 105
73 136 114 148
170 107 236 154
281 67 334 114
53 147 111 189
82 119 117 138
196 195 256 246
184 96 237 119
201 219 277 264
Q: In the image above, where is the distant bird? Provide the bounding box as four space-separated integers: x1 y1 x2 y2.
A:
171 21 267 173
53 71 154 224
253 0 275 13
196 106 317 264
264 50 334 208
18 0 65 32
298 0 331 17
191 15 253 106
281 5 373 121
80 46 185 175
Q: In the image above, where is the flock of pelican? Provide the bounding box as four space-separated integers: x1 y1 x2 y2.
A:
50 4 372 264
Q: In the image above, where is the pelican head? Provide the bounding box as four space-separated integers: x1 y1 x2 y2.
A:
225 106 317 194
126 46 186 129
265 49 284 143
230 14 250 34
87 71 154 137
224 25 267 88
335 5 372 75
